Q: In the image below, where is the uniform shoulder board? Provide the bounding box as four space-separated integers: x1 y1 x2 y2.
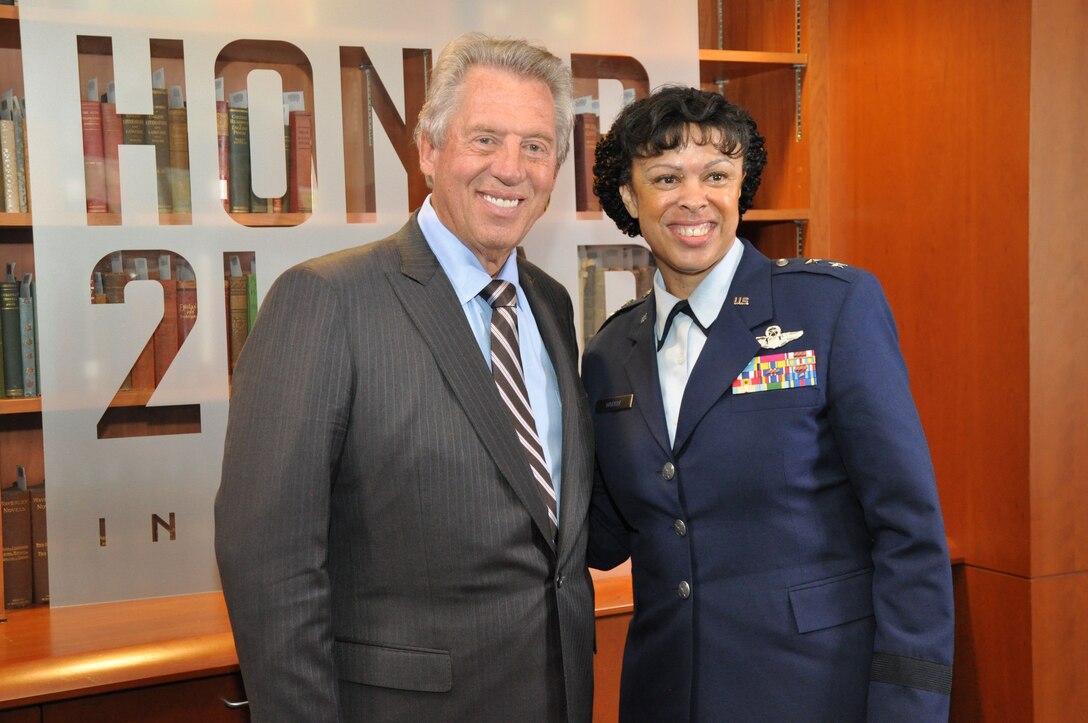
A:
598 289 651 332
771 257 856 280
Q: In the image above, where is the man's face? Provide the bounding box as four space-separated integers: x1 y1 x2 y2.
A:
419 66 559 275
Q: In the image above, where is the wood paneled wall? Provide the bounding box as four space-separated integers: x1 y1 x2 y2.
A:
824 0 1088 717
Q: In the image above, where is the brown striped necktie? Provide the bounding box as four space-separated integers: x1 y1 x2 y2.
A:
481 280 558 537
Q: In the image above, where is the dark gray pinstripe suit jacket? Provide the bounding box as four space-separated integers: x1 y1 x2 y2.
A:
215 216 595 722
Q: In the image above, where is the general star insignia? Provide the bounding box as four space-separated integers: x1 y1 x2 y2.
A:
829 261 848 268
805 258 822 264
756 324 804 350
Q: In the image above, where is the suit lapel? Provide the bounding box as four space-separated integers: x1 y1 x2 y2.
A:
521 266 584 557
622 300 672 457
387 220 555 548
673 240 774 452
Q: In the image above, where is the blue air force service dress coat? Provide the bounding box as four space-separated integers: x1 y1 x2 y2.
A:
583 239 954 722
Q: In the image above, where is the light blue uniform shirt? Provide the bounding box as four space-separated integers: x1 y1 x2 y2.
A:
655 238 743 445
418 196 563 514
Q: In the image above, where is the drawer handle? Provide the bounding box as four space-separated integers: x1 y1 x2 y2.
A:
222 698 250 709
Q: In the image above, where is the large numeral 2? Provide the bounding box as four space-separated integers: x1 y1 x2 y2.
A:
92 250 201 439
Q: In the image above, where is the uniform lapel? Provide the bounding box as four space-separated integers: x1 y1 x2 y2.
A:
387 220 555 548
622 299 672 457
673 240 774 452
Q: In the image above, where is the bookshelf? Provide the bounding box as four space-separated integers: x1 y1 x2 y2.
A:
697 0 828 261
0 6 41 615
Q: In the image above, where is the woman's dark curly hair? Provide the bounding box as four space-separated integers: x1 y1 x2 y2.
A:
593 85 767 237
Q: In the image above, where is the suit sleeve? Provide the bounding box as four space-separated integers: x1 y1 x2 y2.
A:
215 265 352 722
826 272 955 721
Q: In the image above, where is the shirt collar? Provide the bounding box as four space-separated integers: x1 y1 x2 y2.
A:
418 195 521 303
654 237 744 345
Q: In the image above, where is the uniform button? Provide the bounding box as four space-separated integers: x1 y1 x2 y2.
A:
674 519 687 536
662 462 676 480
556 573 564 589
678 581 691 599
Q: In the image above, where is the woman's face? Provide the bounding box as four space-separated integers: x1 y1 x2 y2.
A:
619 126 744 299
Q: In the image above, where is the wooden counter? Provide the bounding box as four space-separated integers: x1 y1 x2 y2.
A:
0 567 634 717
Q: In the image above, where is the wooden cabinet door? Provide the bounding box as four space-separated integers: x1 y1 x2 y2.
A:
42 674 249 723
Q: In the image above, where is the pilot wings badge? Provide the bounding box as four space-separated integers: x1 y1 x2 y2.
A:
756 325 804 350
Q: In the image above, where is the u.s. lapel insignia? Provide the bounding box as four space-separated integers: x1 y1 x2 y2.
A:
756 324 804 349
733 296 749 306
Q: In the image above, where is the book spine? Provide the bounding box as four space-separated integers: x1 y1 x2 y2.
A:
573 112 600 213
19 293 36 397
167 107 191 214
246 272 257 330
176 279 197 345
227 107 251 213
101 102 124 214
12 102 27 213
0 281 23 398
29 484 47 605
1 487 32 609
216 101 230 212
288 110 314 213
20 113 29 213
273 122 289 213
146 87 173 214
153 278 179 385
80 101 108 214
121 113 147 145
102 272 133 391
228 276 249 370
0 120 18 213
130 340 156 391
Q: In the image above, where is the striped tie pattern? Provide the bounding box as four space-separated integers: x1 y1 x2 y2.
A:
481 280 558 536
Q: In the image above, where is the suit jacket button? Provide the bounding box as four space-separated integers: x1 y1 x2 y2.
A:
662 462 676 480
678 581 691 599
674 519 687 537
556 573 564 589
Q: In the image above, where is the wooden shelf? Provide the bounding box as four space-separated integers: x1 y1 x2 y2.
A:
0 389 189 416
0 7 18 53
0 396 40 415
699 49 807 80
85 211 311 227
0 212 30 228
743 208 809 222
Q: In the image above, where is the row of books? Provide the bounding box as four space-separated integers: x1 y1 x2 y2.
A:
79 73 315 217
90 252 259 386
0 93 29 214
80 74 190 215
1 466 47 609
220 84 315 215
0 261 38 399
92 252 196 390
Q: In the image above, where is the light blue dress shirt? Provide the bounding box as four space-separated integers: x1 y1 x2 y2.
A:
654 238 744 445
418 196 563 513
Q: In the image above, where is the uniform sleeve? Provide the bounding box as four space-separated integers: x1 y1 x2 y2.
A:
581 347 632 571
215 265 353 721
825 272 955 721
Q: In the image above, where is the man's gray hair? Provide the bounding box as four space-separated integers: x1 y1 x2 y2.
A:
414 32 574 166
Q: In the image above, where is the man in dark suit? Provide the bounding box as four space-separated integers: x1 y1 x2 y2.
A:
585 86 954 720
215 33 594 722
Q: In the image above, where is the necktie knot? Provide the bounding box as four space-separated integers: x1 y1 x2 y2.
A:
482 280 517 309
658 300 708 351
